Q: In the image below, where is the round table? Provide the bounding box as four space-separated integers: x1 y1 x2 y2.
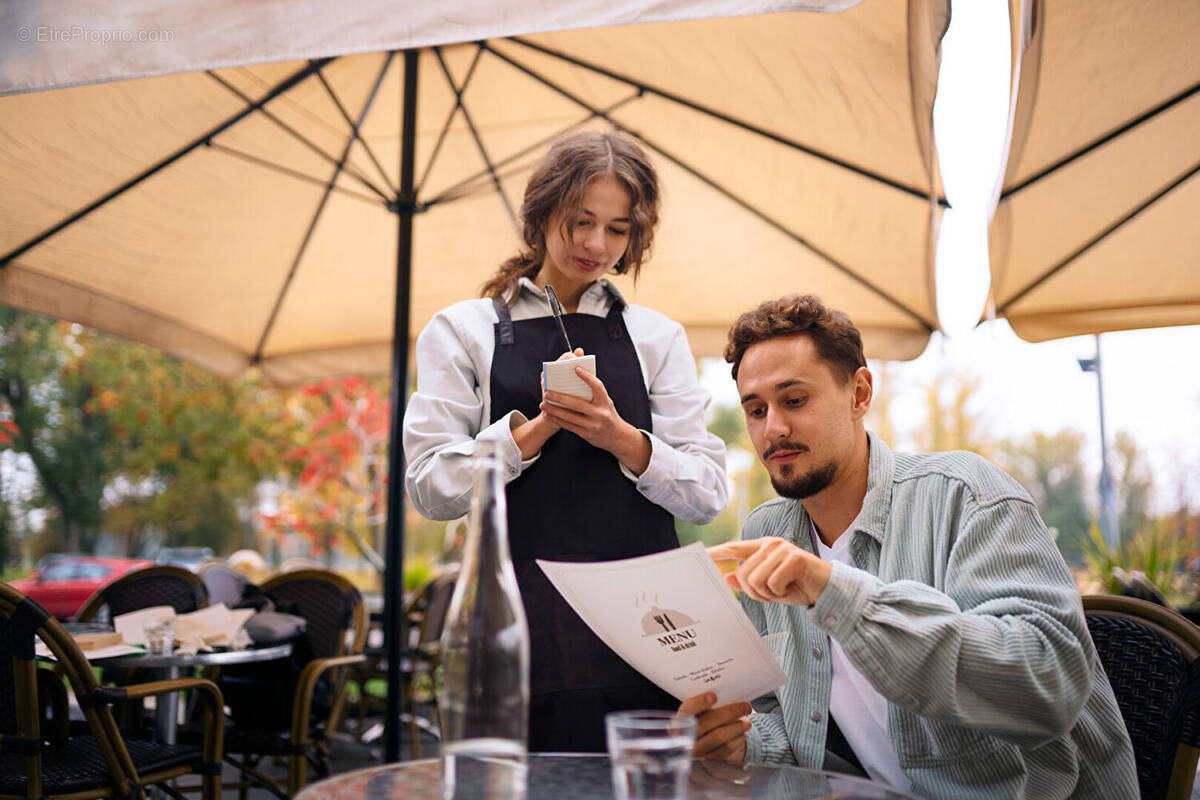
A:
295 754 923 800
92 643 292 744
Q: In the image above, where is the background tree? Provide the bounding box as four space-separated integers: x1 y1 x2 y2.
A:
913 369 990 456
994 430 1092 564
1111 430 1152 545
1 307 294 559
0 309 111 552
88 337 294 556
259 377 391 575
866 361 898 447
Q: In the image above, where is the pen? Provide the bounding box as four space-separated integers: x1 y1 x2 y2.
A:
544 284 574 353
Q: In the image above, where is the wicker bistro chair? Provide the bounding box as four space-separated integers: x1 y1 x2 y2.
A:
217 569 367 798
345 566 459 757
197 562 251 608
75 565 208 624
401 567 458 758
73 565 210 739
0 583 224 800
1083 594 1200 800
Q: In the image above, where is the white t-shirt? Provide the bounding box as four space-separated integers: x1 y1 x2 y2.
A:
812 518 912 791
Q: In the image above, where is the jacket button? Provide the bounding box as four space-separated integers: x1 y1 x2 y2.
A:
810 711 822 723
812 647 823 659
824 616 837 626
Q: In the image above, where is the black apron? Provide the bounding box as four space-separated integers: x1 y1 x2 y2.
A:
490 291 679 752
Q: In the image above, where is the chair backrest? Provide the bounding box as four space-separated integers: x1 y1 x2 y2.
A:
0 583 140 798
75 564 208 622
414 567 459 649
1083 594 1200 800
198 561 250 607
261 569 367 660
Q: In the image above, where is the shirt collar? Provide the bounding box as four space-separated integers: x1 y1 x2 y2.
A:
515 276 624 311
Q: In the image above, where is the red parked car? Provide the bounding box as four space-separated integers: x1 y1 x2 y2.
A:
6 556 153 620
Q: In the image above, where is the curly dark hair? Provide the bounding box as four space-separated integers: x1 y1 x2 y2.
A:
724 294 865 383
480 129 660 301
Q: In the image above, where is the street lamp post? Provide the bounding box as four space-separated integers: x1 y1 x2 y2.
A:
1077 334 1120 550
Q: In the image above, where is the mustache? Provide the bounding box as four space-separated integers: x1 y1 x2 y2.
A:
762 442 809 459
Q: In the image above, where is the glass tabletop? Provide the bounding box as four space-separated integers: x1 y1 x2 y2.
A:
296 754 922 800
89 641 292 667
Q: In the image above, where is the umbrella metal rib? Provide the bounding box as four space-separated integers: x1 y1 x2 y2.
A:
314 68 399 197
252 52 395 364
420 92 644 209
206 69 392 203
506 36 948 207
205 141 386 207
432 46 520 231
483 42 937 332
0 58 334 269
416 44 487 197
998 157 1200 314
999 80 1200 202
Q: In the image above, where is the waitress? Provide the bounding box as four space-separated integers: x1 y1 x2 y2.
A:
403 130 727 752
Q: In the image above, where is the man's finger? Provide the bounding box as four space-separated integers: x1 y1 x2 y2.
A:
695 718 750 757
678 692 717 717
707 540 763 563
697 702 752 733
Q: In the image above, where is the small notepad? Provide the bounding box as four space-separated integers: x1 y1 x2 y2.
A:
542 355 596 404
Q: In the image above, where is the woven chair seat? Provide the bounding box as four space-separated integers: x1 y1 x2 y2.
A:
0 736 201 795
1084 595 1200 800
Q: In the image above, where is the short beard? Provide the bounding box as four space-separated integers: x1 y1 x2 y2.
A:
770 461 838 499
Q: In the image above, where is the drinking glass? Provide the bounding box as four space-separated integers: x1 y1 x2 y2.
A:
143 615 175 655
606 710 697 800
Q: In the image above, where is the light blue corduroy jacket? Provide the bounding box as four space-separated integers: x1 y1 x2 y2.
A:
741 433 1138 799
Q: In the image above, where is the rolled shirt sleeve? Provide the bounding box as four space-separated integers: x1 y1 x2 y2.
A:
403 306 538 521
617 319 728 524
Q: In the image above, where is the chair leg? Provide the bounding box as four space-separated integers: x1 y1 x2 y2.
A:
289 751 306 796
410 710 420 759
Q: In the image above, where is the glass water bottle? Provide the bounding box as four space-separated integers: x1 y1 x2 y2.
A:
438 440 530 800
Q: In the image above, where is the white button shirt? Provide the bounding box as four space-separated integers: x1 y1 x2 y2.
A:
402 278 728 524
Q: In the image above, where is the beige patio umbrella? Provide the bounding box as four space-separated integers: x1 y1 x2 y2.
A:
988 0 1200 342
1 0 947 385
1 0 948 757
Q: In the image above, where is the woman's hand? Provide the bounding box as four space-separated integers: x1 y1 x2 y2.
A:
512 412 561 459
540 365 652 475
510 350 583 460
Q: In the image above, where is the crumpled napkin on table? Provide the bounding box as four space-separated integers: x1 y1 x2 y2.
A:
113 603 257 653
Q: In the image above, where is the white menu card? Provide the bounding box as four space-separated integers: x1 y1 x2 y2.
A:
537 542 786 705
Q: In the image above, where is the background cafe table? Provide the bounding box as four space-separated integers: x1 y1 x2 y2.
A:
91 642 292 745
295 754 924 800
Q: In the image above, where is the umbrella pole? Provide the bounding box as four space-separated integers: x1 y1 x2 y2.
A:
383 47 419 764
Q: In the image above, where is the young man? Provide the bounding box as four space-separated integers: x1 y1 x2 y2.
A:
681 295 1137 798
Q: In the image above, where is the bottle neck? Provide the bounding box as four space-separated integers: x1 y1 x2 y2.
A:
464 448 513 571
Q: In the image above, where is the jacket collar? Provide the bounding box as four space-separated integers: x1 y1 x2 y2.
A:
790 430 894 549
